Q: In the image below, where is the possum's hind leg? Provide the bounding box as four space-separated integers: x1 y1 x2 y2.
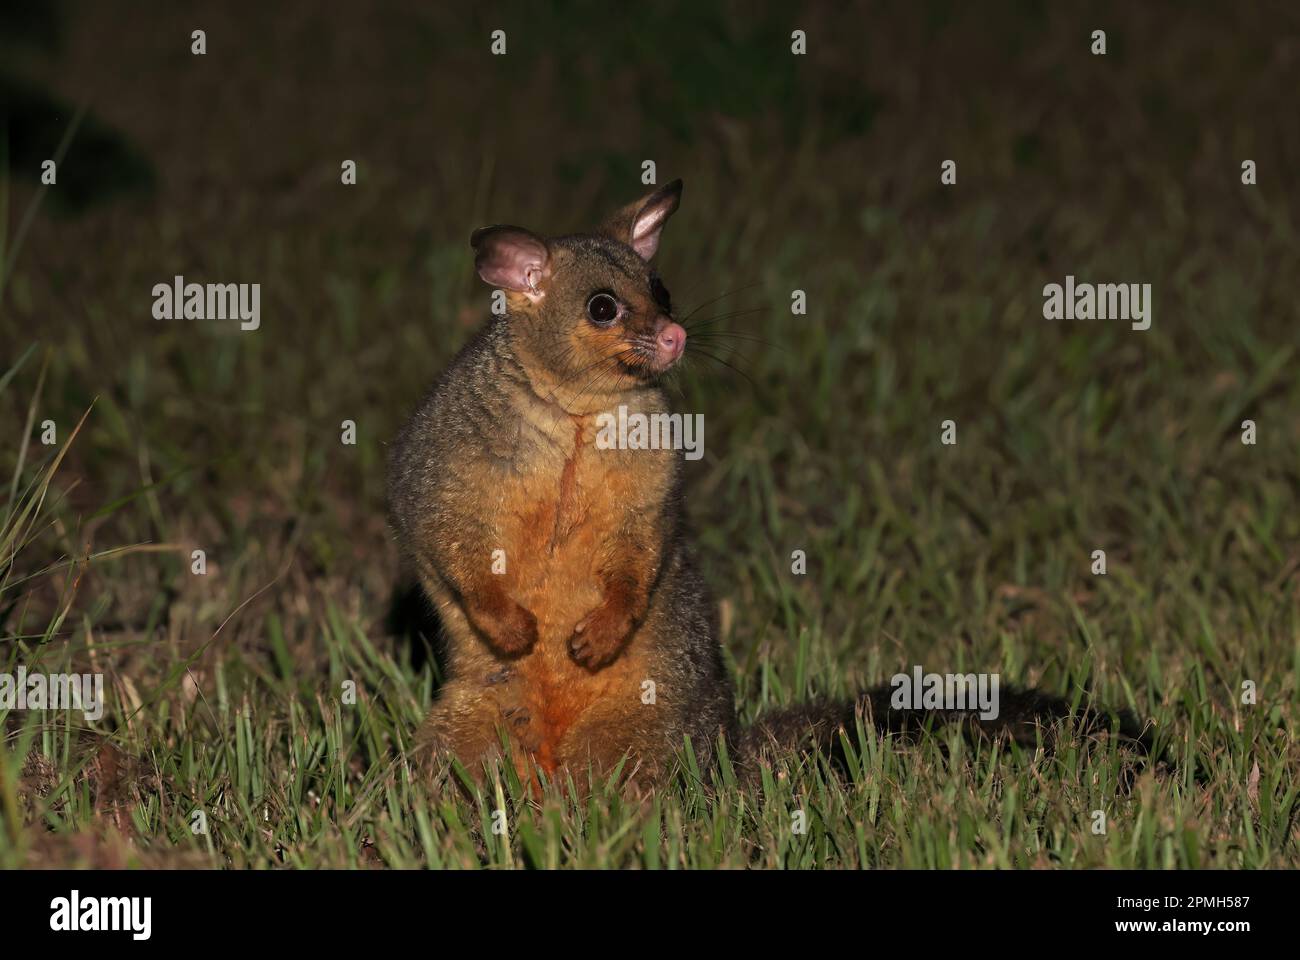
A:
415 682 514 773
555 697 671 786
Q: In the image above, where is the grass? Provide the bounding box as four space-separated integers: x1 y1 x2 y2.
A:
0 0 1298 868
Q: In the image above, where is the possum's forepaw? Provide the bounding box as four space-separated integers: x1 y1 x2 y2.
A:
568 601 635 670
467 597 538 657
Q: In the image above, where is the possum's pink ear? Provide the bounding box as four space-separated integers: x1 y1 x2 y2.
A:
470 225 550 295
601 179 682 261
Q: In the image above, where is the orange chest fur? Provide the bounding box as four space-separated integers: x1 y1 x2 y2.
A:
496 422 656 629
466 420 672 773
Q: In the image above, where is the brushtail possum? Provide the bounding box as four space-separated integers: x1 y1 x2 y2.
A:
387 180 1152 787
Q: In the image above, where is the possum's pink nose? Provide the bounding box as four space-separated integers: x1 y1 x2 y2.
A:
656 322 686 365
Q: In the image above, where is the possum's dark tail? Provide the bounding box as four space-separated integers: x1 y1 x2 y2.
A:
735 684 1160 768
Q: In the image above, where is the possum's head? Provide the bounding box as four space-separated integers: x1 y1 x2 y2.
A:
469 180 686 403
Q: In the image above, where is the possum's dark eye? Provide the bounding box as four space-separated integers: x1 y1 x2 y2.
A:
649 275 672 313
586 292 619 325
